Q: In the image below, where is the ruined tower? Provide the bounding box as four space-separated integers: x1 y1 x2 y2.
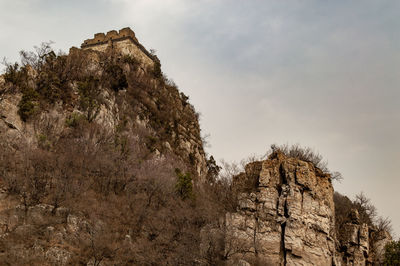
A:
81 27 155 67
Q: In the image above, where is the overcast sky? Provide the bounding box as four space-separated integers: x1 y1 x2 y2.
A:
1 0 399 236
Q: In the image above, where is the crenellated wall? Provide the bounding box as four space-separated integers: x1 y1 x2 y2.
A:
82 28 138 47
81 27 155 67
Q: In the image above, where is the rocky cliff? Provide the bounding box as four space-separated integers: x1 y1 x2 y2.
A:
201 151 336 265
336 208 392 265
200 151 391 265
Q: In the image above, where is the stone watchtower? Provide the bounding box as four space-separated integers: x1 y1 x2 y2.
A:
81 27 155 67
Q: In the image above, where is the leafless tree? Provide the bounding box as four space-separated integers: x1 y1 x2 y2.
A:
354 192 377 225
270 143 343 181
19 41 54 71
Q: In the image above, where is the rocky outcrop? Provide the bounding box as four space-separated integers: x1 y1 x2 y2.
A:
201 151 336 265
371 230 392 265
200 151 394 265
336 209 392 265
0 192 71 265
336 209 369 265
0 199 98 265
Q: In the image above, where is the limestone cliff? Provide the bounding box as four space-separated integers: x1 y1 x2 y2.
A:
336 209 392 265
200 151 336 265
200 151 391 265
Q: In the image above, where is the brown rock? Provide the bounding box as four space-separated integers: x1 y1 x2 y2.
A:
206 152 336 265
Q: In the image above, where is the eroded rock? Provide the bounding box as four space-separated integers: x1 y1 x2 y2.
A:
201 151 336 265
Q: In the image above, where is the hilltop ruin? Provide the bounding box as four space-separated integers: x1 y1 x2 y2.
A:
81 27 155 67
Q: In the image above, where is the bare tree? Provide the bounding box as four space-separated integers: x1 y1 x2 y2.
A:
270 143 343 181
354 192 377 225
19 41 54 71
376 216 392 235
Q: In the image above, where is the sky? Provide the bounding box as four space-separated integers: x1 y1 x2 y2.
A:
1 0 399 236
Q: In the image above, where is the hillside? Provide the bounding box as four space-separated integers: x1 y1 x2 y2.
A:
0 28 395 265
0 28 213 264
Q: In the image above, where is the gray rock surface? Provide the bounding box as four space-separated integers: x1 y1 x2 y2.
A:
201 151 336 265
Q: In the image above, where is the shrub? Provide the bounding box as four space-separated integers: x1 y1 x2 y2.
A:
3 62 24 85
65 112 86 128
354 192 377 226
270 143 343 181
77 76 101 122
19 41 54 72
206 155 221 183
180 92 189 106
36 63 63 103
145 135 158 152
175 168 193 200
384 240 400 265
149 50 162 78
18 87 39 121
5 43 74 119
121 55 139 66
105 64 128 92
188 153 196 166
37 133 52 150
163 76 177 88
153 60 162 78
37 134 47 143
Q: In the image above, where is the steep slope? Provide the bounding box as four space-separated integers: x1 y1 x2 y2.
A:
0 28 210 264
0 28 207 180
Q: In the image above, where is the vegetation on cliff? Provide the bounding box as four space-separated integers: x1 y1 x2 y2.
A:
0 42 395 265
2 42 204 174
384 240 400 265
0 43 225 264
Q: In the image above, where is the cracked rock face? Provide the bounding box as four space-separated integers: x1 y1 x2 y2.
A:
223 152 336 265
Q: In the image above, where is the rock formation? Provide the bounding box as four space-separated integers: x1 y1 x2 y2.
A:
370 230 392 265
201 151 336 265
336 209 369 265
200 151 392 265
335 209 392 265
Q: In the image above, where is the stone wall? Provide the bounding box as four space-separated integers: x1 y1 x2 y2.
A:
81 27 155 67
336 209 392 266
81 27 138 47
